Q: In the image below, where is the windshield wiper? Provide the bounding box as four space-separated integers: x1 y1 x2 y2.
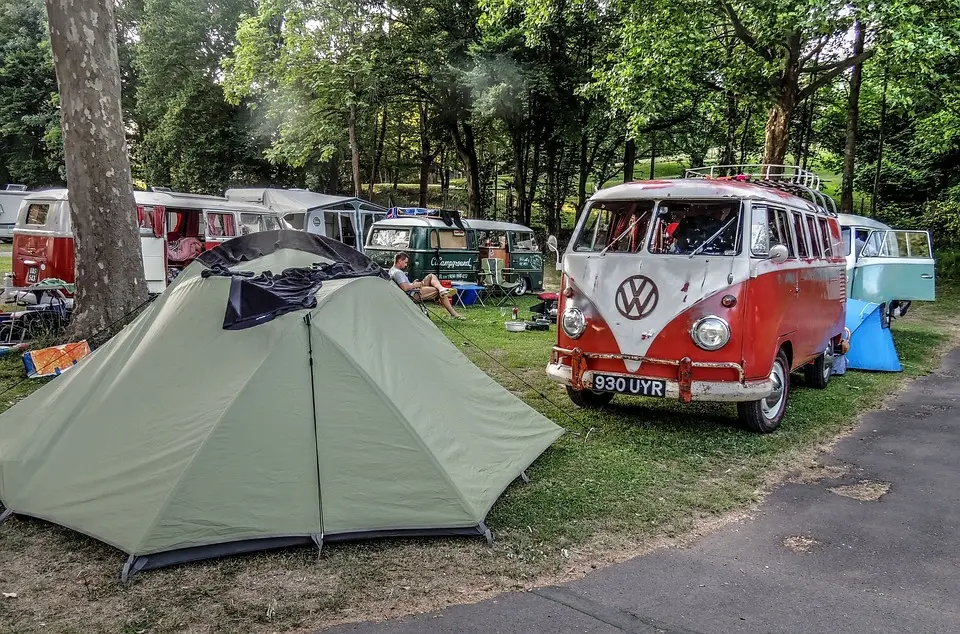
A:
599 212 649 256
688 215 738 258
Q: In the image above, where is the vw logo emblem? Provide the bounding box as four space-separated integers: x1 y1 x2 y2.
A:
615 275 659 320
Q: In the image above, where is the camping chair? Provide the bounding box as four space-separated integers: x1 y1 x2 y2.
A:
480 258 521 306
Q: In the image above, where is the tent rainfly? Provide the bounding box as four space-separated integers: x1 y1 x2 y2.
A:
0 231 563 579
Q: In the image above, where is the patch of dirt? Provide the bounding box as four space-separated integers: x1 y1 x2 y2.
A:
829 480 891 501
782 535 821 553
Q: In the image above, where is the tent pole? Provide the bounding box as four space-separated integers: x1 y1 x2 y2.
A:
304 314 325 543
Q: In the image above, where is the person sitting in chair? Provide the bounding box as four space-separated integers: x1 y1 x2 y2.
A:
388 252 465 320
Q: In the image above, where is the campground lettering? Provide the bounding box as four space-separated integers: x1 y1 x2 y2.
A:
431 256 474 269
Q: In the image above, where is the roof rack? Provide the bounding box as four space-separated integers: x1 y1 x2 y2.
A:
684 164 837 216
4 184 27 192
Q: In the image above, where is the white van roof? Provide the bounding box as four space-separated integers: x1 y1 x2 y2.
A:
837 213 890 231
23 188 273 214
225 188 387 214
467 219 534 233
591 179 823 214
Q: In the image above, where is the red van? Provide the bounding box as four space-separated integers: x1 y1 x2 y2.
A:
546 165 847 433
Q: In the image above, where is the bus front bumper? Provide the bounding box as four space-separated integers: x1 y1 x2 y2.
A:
546 352 774 403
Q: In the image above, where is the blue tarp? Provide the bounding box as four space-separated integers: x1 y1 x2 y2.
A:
844 299 902 372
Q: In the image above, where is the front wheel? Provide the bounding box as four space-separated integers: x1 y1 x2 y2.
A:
566 386 615 408
738 349 790 433
514 276 529 295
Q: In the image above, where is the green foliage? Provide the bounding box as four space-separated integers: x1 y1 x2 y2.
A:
135 0 277 193
0 0 63 187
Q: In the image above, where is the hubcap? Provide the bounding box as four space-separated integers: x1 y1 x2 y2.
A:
823 346 834 380
762 361 786 420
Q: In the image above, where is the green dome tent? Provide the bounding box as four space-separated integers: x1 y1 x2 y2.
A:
0 231 563 579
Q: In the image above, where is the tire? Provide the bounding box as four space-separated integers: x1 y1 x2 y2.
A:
738 348 790 434
514 276 529 296
566 386 615 408
803 346 833 389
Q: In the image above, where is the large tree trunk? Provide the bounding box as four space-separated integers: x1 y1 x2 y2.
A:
348 102 361 197
762 36 802 168
623 138 636 182
721 91 738 165
449 121 481 217
392 114 402 190
739 107 753 164
367 106 388 200
418 102 432 208
45 0 146 339
841 19 865 213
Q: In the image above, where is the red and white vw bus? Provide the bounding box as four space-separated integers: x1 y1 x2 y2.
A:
546 166 847 433
12 189 285 294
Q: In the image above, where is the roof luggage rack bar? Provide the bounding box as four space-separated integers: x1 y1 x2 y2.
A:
684 164 836 216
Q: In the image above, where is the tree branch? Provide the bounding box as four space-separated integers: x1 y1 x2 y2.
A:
801 37 829 65
798 49 876 100
718 0 773 62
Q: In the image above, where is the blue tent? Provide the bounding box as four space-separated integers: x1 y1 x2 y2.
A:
844 299 902 372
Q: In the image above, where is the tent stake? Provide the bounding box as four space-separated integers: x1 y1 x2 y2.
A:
0 508 13 524
480 522 494 546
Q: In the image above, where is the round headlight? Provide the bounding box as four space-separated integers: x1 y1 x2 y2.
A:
691 316 730 351
561 307 586 339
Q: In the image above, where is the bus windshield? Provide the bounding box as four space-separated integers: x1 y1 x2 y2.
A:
574 201 655 253
649 200 742 256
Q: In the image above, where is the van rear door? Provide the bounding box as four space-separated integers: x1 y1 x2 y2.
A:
851 230 935 302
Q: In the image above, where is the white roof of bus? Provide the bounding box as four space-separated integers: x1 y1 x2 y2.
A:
467 219 534 232
24 188 273 214
225 188 387 214
591 179 822 213
837 213 890 231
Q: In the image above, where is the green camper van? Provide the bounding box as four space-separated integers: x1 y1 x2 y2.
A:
366 217 479 282
365 214 544 293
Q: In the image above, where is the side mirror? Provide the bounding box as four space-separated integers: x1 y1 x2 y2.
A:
546 235 562 271
769 244 789 264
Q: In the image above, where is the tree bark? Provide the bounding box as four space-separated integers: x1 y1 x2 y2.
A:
449 120 481 217
348 102 361 197
44 0 146 339
841 18 865 213
721 91 738 165
418 102 432 208
392 113 402 190
623 138 636 182
739 107 753 164
871 69 888 216
367 106 388 200
762 35 802 168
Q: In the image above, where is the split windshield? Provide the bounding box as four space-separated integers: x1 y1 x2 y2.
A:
574 199 742 256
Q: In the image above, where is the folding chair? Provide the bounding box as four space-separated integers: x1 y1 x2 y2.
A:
480 258 521 306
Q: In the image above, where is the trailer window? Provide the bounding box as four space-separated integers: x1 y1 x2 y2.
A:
574 201 654 253
369 228 410 248
791 212 809 258
805 215 822 257
24 204 50 226
240 213 261 235
649 200 741 255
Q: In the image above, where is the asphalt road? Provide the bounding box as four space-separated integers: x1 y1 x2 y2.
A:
328 349 960 634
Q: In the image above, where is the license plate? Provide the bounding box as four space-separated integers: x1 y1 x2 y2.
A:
592 373 667 398
26 268 38 284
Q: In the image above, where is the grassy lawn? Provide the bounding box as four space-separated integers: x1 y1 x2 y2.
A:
0 283 957 633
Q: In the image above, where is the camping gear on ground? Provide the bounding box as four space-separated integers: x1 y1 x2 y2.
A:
524 320 550 332
831 354 848 376
22 341 91 378
480 258 522 306
0 231 563 579
844 299 902 372
505 321 526 332
530 292 559 320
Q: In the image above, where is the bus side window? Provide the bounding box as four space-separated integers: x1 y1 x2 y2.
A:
817 217 833 257
770 207 794 258
805 214 822 258
790 211 809 258
750 205 770 256
430 229 440 250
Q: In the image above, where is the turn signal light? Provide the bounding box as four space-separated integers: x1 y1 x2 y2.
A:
721 295 737 308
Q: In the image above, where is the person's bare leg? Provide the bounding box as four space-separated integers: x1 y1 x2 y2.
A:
422 273 445 291
440 295 463 318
